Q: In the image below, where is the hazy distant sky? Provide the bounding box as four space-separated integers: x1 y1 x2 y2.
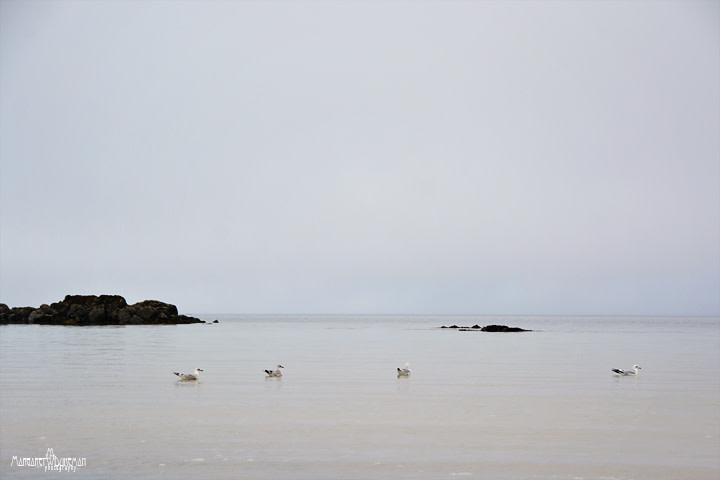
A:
1 0 718 315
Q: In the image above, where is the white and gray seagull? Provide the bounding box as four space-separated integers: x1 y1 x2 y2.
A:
174 368 203 381
612 365 641 376
264 365 284 377
397 363 411 377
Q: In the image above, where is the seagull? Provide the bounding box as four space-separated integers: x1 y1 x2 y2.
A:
397 363 411 377
174 368 203 381
612 365 641 376
264 365 284 377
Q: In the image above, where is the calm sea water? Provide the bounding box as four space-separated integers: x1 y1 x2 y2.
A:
1 315 718 479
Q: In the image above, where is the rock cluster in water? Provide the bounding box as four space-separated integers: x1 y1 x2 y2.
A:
440 324 531 332
0 295 204 325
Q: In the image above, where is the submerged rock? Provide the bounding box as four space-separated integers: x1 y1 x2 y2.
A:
0 295 204 326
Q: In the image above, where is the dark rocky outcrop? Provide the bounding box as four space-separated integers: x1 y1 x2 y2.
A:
480 324 530 332
0 295 204 325
441 323 531 332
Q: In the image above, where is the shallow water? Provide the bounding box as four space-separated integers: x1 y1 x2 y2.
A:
1 315 718 479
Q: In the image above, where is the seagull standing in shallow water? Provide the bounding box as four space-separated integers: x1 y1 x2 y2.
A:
174 368 203 381
612 365 641 376
265 365 284 377
397 363 411 377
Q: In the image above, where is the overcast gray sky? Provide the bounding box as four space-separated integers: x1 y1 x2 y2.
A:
1 0 718 315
